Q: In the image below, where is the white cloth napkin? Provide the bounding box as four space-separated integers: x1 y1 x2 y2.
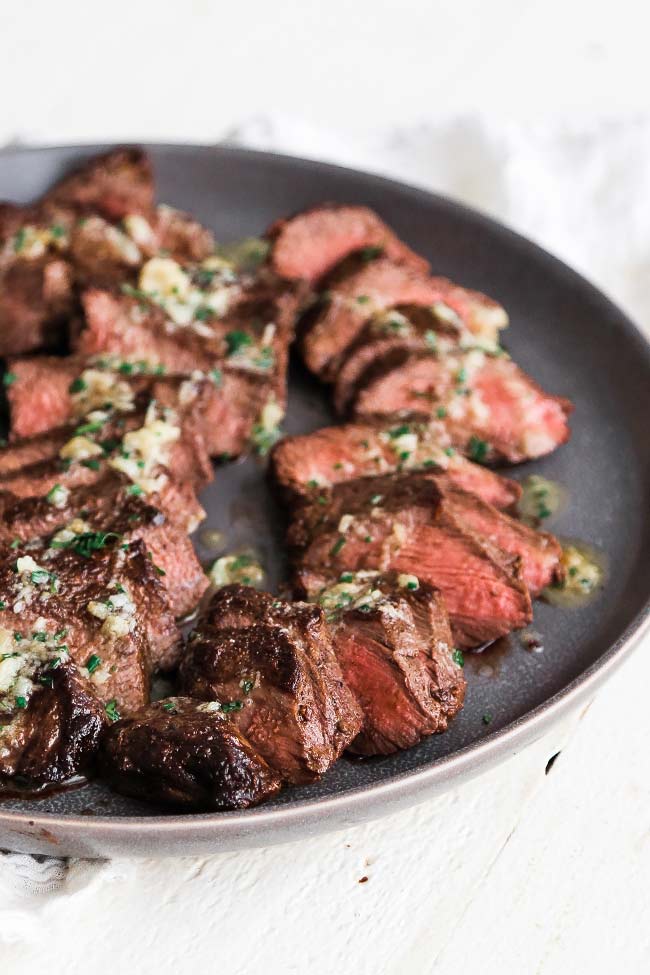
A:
2 112 649 943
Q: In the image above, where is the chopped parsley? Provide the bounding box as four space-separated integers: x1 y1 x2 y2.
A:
85 654 102 675
30 569 54 586
68 377 88 393
13 228 27 253
329 536 346 557
482 712 493 726
468 436 490 463
220 700 243 714
51 530 121 559
2 372 17 387
126 484 144 497
452 649 465 667
105 700 120 722
240 679 254 694
225 330 253 356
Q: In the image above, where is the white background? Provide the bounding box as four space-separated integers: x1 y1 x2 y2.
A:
1 2 650 972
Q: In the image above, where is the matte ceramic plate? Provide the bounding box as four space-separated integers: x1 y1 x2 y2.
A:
1 144 649 858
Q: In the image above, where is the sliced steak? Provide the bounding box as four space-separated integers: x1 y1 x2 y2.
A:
300 256 444 380
98 696 282 811
0 396 212 510
67 214 143 288
270 419 522 510
0 534 177 713
353 350 573 464
332 304 460 415
0 253 75 355
77 270 298 402
0 648 106 790
432 476 563 595
43 147 154 220
289 473 532 649
179 587 363 784
0 473 208 618
300 255 509 381
315 570 464 755
5 354 265 458
268 204 429 284
124 204 215 263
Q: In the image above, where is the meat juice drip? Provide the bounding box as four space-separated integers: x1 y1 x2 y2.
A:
463 636 513 678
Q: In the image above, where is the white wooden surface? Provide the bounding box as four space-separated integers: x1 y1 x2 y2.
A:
1 2 650 971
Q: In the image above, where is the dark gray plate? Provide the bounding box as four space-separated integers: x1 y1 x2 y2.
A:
1 144 649 858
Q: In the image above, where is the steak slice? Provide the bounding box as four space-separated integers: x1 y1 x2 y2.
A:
0 253 75 355
268 203 429 284
353 350 573 464
0 647 106 790
300 255 509 381
0 395 212 504
300 256 444 380
270 419 522 510
434 477 563 595
289 473 532 649
179 587 363 784
315 571 465 755
5 354 258 458
43 147 154 220
98 697 283 811
0 473 208 619
332 304 461 415
122 204 215 263
76 271 299 403
0 534 177 713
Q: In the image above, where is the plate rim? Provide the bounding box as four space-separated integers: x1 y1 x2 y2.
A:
1 141 650 850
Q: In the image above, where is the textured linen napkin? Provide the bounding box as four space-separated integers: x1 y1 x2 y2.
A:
2 112 649 943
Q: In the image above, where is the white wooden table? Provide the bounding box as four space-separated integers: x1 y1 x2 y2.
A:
1 1 649 971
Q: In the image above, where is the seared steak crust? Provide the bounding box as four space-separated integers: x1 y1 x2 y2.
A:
300 256 445 380
180 586 363 783
319 572 465 755
0 473 208 619
98 697 282 811
0 537 168 713
0 661 106 789
44 147 154 220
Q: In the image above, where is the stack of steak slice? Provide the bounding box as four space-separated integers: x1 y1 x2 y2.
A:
179 585 363 784
271 418 523 510
0 472 208 619
288 472 535 650
270 204 572 465
5 354 266 460
317 570 465 755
